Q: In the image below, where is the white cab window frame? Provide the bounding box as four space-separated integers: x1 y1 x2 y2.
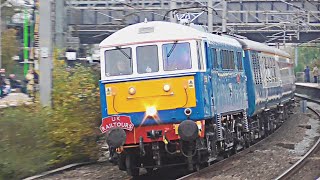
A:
100 40 201 81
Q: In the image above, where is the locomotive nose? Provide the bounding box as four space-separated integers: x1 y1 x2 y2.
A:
178 120 199 141
106 128 126 148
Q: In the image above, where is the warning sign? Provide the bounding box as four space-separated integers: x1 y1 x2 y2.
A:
106 87 112 96
188 79 194 88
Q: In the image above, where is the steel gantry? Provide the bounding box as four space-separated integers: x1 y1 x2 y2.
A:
63 0 320 45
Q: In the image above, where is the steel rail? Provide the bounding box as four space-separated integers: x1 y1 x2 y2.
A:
274 96 320 180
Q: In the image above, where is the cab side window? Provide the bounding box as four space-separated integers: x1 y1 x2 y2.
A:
221 50 235 70
211 48 218 69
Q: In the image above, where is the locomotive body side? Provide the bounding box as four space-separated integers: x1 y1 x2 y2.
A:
204 40 247 116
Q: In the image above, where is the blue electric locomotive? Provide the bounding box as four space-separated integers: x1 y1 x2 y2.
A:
99 20 294 176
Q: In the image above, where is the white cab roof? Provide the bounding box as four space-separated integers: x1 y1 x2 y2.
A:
99 21 241 48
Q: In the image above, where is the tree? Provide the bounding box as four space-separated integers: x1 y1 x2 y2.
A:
1 29 19 73
295 45 320 72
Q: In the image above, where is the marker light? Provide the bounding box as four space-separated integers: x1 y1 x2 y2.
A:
146 106 157 117
128 87 136 95
163 84 171 92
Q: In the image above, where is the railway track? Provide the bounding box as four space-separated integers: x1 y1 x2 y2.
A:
274 98 320 180
178 95 320 180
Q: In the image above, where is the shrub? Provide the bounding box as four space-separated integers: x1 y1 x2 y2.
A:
0 60 101 179
47 60 101 165
0 105 52 180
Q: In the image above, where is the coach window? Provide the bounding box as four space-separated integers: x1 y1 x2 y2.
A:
211 48 218 69
105 47 132 76
162 42 192 71
137 45 159 74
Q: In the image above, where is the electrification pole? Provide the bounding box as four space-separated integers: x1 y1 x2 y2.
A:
39 0 53 107
222 0 227 33
208 0 213 33
170 0 177 23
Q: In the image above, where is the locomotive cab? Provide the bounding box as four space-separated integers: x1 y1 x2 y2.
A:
99 21 212 175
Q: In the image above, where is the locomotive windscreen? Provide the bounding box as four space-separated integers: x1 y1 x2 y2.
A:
137 45 159 74
105 47 132 76
162 42 192 71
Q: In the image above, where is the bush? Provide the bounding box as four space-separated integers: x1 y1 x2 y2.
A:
48 60 101 165
0 60 101 179
0 106 52 180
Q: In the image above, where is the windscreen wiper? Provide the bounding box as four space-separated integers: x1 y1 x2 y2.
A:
116 46 131 60
166 41 178 58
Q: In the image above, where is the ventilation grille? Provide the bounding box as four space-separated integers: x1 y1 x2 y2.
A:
251 53 262 85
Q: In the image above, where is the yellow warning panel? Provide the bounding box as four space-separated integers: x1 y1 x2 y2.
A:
105 76 196 114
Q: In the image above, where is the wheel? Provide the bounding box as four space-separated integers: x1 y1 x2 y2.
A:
244 133 251 148
125 154 139 177
118 154 126 171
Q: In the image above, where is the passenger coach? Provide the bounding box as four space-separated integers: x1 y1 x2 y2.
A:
237 38 295 135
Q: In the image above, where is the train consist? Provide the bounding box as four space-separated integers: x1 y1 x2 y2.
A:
98 20 295 176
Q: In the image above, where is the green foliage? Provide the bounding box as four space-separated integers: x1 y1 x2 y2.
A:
0 59 101 179
0 106 53 180
1 29 19 73
48 60 101 165
295 45 320 72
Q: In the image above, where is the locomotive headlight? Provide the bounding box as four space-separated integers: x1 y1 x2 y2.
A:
163 84 171 92
128 87 136 95
146 106 157 117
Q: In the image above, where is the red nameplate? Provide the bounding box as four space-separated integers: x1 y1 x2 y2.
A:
100 115 134 133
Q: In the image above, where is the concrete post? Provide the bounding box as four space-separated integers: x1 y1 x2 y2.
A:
170 0 177 23
39 0 53 107
222 0 227 33
208 0 213 33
